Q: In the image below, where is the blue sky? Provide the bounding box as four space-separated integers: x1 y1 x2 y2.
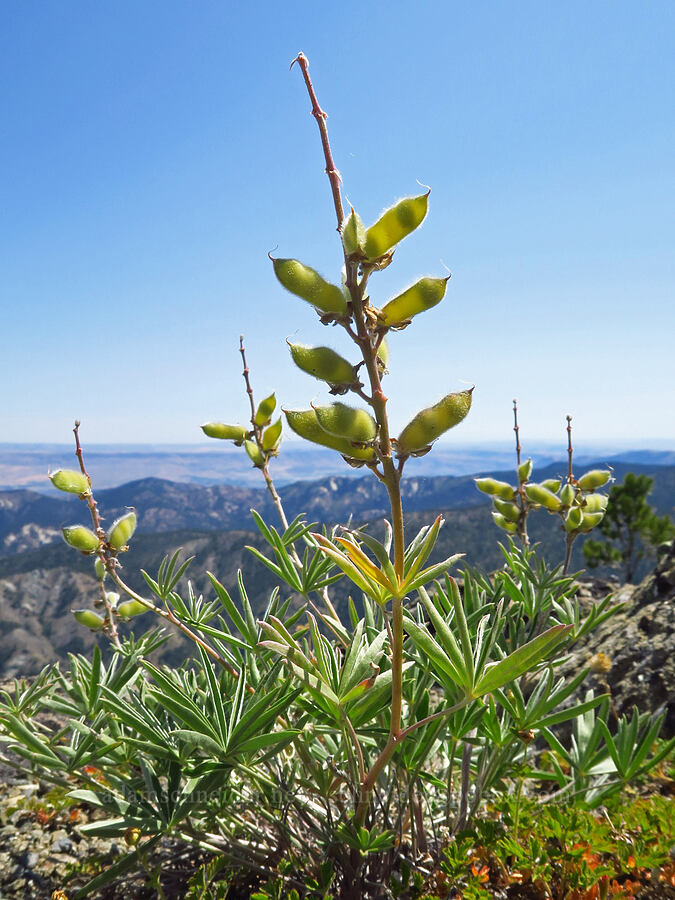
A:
1 1 673 450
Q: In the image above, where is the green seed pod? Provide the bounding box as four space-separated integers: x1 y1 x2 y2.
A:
117 599 149 620
201 423 248 443
314 403 377 443
397 389 473 455
583 493 609 513
577 469 612 491
262 418 282 451
73 609 105 630
378 276 449 327
541 479 562 493
94 557 106 581
559 483 576 507
244 440 265 467
284 409 376 461
107 511 137 551
254 393 276 427
492 512 518 533
341 207 366 257
565 506 584 532
377 337 390 368
517 458 533 484
493 498 521 522
49 469 90 495
474 478 516 501
272 258 348 315
288 342 356 386
525 483 562 511
364 192 430 259
580 510 606 532
62 525 100 554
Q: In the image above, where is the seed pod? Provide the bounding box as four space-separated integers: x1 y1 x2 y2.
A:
262 418 282 451
117 599 149 620
73 609 105 630
493 498 521 522
314 403 377 443
525 483 562 511
377 337 390 369
201 423 248 443
578 469 612 491
63 525 99 554
288 342 356 386
565 506 583 532
49 469 90 495
94 557 106 581
517 459 533 484
580 510 606 532
397 389 473 455
583 493 609 513
541 479 562 493
254 393 276 427
284 409 376 461
105 591 119 608
559 483 576 507
474 478 516 501
272 258 348 315
341 207 366 257
107 511 137 551
378 277 449 327
364 192 430 259
244 440 265 467
492 512 518 533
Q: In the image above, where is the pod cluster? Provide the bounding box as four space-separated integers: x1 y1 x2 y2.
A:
476 464 612 536
202 393 282 470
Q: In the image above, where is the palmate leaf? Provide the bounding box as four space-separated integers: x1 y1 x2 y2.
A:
473 625 572 695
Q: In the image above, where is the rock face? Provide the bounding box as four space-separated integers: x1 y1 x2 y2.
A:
563 539 675 738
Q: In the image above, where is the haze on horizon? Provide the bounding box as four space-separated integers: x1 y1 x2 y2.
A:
2 2 674 448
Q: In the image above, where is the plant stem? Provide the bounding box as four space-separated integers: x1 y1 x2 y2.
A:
72 421 122 650
513 400 530 547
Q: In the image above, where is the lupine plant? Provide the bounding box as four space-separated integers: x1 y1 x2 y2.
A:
0 54 672 899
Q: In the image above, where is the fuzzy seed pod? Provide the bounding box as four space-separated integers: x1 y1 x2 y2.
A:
107 511 137 551
272 258 348 315
117 599 149 619
94 557 106 581
517 459 533 484
288 342 356 386
492 512 518 533
580 510 606 532
577 469 612 491
474 478 516 501
284 409 376 461
524 484 562 511
49 469 90 494
364 192 430 259
377 337 390 368
262 418 282 451
565 506 583 532
378 276 448 327
254 393 276 427
314 403 377 443
244 440 265 468
63 525 100 554
73 609 105 630
583 493 609 513
201 423 248 443
541 479 562 493
559 483 576 507
397 389 472 455
493 498 521 522
341 207 366 257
